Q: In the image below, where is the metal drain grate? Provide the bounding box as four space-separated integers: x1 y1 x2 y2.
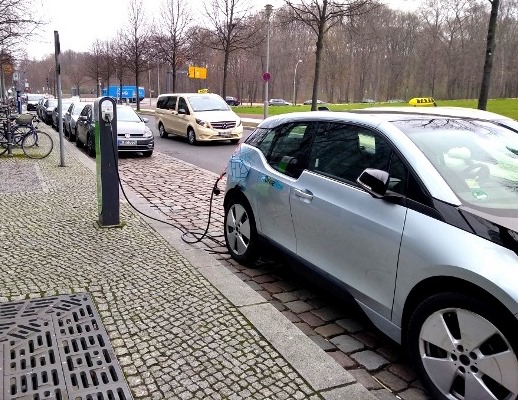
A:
0 294 133 400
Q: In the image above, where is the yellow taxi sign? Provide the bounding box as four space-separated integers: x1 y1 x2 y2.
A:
197 88 209 94
409 97 436 106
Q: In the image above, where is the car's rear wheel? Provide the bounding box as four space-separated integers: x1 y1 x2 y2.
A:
408 292 518 400
187 128 197 145
159 123 168 138
224 196 258 264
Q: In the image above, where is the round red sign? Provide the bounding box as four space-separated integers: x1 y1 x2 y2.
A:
262 72 271 82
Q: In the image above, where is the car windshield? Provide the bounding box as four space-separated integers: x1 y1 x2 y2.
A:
116 106 142 122
47 99 58 107
73 103 89 116
188 95 230 112
28 95 43 101
395 118 518 215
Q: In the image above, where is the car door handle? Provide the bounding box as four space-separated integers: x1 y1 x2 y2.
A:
294 189 313 201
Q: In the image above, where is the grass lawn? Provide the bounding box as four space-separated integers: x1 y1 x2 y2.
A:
235 98 518 120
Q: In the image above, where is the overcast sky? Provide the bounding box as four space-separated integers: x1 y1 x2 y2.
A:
26 0 418 61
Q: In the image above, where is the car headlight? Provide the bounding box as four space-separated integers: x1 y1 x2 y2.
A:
196 118 210 128
144 127 153 138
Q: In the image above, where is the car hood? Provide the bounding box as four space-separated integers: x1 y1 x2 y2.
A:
117 120 147 134
193 110 238 122
460 207 518 255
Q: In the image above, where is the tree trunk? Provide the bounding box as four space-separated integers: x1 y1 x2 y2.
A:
312 27 326 111
136 70 140 111
478 0 500 110
222 46 230 99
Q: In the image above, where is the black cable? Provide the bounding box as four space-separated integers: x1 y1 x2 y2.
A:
103 113 228 251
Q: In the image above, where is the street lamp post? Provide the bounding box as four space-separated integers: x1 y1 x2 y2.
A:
292 59 302 106
263 4 273 120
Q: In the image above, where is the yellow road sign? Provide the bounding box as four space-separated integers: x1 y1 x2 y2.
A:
189 66 207 79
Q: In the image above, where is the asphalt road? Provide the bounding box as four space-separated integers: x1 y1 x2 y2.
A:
145 115 253 174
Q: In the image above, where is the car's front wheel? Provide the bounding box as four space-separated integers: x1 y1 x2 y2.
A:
159 123 168 138
86 134 95 157
187 128 197 145
408 292 518 400
224 196 258 264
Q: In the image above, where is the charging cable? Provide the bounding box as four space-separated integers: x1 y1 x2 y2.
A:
104 119 228 251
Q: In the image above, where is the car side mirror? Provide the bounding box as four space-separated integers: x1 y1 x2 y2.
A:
79 115 88 121
178 108 187 115
357 168 389 198
142 117 149 123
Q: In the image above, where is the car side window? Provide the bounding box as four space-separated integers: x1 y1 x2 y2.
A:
165 96 177 111
309 122 394 185
178 97 189 115
263 123 314 178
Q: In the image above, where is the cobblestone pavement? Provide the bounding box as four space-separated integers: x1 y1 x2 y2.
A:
112 147 432 400
0 140 362 399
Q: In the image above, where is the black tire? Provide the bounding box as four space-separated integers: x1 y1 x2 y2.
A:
407 292 518 400
224 195 259 264
22 131 53 159
230 139 240 144
64 124 69 138
159 123 168 138
187 128 197 145
0 131 8 156
86 133 95 157
70 127 77 142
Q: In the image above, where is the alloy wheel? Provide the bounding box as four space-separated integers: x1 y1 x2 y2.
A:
418 307 518 400
225 203 251 256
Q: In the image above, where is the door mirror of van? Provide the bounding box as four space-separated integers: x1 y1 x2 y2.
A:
178 108 187 115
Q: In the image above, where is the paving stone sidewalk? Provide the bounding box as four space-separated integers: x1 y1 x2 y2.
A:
0 136 377 399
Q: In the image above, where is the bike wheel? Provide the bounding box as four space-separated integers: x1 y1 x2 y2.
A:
0 130 8 156
22 130 54 159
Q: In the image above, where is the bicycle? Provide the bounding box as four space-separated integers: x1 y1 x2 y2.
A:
0 112 54 159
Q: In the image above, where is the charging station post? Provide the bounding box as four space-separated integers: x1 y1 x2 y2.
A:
94 97 120 227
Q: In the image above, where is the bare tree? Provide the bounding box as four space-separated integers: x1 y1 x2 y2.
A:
153 0 191 93
0 0 45 51
478 0 500 110
112 35 129 103
84 40 103 96
121 0 151 111
283 0 376 110
199 0 263 98
63 51 89 97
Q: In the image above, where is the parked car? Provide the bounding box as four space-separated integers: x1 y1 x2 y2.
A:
225 96 240 106
302 99 326 105
64 101 91 141
155 93 243 145
26 93 45 112
75 104 154 157
40 98 58 124
51 100 73 131
269 98 292 106
36 97 45 119
223 107 518 400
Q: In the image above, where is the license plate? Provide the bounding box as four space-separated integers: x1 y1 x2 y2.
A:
118 140 137 145
218 131 231 137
